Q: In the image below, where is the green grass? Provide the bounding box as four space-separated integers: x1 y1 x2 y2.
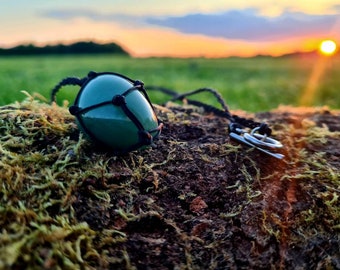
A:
1 55 339 112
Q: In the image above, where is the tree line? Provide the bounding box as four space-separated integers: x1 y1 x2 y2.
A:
0 41 129 56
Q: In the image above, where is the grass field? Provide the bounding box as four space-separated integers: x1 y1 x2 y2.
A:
0 55 339 112
1 55 340 269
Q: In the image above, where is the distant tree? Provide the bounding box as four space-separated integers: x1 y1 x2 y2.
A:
0 41 129 56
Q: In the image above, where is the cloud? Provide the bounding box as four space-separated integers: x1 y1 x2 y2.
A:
146 9 340 41
40 9 145 26
41 8 340 42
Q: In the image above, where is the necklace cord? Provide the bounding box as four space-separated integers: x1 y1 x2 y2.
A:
50 74 272 137
146 85 272 136
50 77 87 103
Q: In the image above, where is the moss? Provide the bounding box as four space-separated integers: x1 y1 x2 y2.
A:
1 98 339 269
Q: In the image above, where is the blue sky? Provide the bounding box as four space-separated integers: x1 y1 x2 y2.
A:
1 0 340 57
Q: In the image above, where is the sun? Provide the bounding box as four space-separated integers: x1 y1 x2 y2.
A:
319 40 337 56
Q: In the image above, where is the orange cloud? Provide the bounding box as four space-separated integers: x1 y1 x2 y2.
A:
2 15 339 58
119 27 256 58
119 27 336 58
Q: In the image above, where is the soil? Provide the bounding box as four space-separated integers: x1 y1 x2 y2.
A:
0 100 339 270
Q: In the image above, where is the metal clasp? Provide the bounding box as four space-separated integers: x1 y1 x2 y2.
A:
229 124 284 159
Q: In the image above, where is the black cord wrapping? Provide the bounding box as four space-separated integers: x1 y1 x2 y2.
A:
50 72 164 153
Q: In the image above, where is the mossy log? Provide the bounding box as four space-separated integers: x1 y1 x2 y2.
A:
0 97 339 269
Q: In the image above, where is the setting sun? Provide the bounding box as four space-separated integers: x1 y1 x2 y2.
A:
319 40 337 56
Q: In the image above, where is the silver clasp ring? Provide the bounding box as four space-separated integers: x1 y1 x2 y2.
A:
243 127 283 149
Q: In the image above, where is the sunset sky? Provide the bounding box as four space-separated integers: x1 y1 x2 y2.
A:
1 0 340 57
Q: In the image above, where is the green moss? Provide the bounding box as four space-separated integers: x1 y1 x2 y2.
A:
1 98 339 269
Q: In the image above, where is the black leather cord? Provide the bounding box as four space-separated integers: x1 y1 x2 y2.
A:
147 85 272 136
